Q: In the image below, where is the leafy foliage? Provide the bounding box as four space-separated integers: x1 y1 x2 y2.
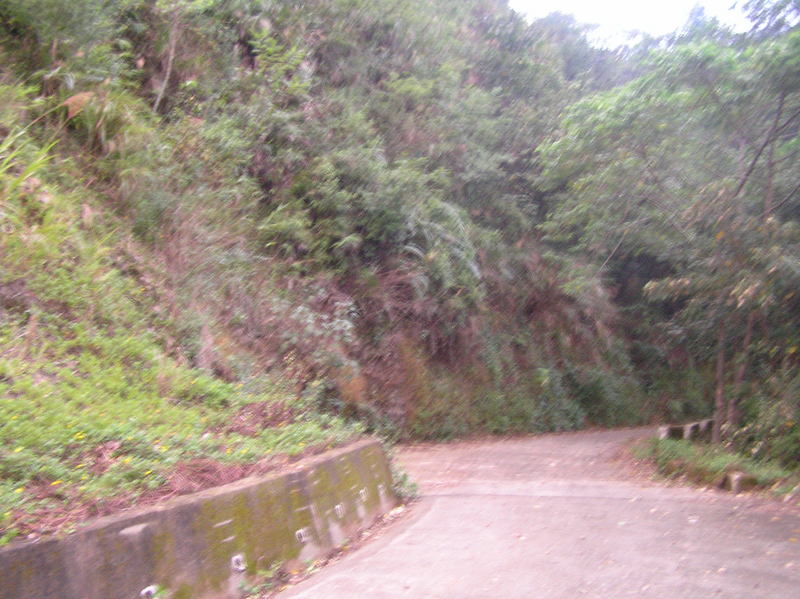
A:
1 0 799 542
541 17 800 447
0 85 359 542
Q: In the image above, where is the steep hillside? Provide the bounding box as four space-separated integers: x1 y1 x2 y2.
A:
0 79 360 542
2 0 798 542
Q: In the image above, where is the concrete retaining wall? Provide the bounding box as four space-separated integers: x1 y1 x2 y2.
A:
1 439 395 599
658 418 714 442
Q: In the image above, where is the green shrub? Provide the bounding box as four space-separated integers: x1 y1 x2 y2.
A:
565 366 642 426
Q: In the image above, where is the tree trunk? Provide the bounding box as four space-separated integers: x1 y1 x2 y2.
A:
727 310 756 428
154 12 180 114
731 91 785 203
763 93 783 219
712 325 726 444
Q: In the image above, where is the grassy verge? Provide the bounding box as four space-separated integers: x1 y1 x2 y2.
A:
0 370 361 545
636 438 793 491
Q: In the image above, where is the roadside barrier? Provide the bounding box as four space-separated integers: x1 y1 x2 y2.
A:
1 439 395 599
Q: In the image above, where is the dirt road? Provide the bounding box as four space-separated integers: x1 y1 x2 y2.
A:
280 427 800 598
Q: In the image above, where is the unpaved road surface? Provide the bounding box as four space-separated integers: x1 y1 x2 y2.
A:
280 427 800 598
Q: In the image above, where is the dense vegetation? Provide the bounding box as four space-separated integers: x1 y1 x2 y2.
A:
1 0 798 539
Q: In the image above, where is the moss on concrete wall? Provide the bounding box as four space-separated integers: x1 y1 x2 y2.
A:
1 440 395 599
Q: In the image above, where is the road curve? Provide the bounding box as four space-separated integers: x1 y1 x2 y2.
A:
280 427 800 598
